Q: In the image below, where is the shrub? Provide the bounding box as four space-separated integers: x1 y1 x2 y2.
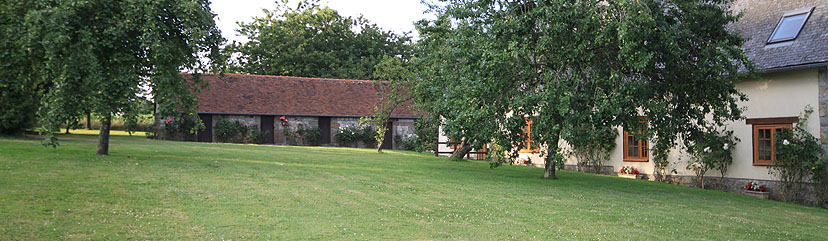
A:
162 113 204 140
413 117 438 152
214 118 268 144
566 124 617 174
283 119 320 146
214 118 250 143
335 125 374 147
394 134 418 151
686 128 739 189
771 106 827 203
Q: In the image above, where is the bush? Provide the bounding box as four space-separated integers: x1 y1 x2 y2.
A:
335 125 374 147
686 128 739 189
566 124 617 174
413 117 438 152
214 118 268 144
394 134 418 151
214 119 249 143
163 113 204 140
771 106 827 203
284 120 320 146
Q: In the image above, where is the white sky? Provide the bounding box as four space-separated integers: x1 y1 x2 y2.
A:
210 0 433 43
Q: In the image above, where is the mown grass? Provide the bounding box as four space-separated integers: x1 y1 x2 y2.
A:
1 131 827 240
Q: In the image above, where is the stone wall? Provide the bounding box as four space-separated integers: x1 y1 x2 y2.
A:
563 165 825 207
274 116 318 145
212 115 260 142
196 114 418 149
392 119 416 149
331 117 374 148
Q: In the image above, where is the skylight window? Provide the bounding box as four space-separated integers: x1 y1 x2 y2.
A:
768 7 814 44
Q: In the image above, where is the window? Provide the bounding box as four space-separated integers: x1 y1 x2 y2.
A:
767 7 814 43
752 124 793 166
623 121 648 162
519 119 538 153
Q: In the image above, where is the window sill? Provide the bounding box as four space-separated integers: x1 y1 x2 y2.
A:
623 158 649 162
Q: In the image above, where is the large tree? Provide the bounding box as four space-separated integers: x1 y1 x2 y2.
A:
225 0 412 80
24 0 224 155
416 0 755 179
0 0 44 135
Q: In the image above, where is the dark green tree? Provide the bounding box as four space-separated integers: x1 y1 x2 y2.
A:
0 0 44 135
23 0 225 154
415 0 755 179
225 0 411 80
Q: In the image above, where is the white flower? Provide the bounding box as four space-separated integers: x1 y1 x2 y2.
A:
723 143 729 150
783 139 790 145
704 147 711 153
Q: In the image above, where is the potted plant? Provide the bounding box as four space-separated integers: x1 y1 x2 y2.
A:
743 181 770 199
618 166 641 179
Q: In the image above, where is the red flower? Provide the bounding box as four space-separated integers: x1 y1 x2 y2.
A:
586 145 590 148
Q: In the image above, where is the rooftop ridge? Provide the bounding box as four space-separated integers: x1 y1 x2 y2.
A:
179 72 381 83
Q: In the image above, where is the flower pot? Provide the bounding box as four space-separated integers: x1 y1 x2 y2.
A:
743 190 770 200
617 173 640 179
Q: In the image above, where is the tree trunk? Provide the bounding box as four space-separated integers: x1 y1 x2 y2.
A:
86 112 92 130
543 153 557 179
65 120 71 134
97 114 111 155
376 142 383 153
450 139 472 161
543 130 562 179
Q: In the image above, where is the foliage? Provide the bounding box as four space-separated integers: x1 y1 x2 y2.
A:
686 128 739 188
415 0 754 179
394 134 419 151
335 125 375 147
225 0 411 80
413 116 439 152
566 125 617 174
336 124 375 147
284 119 320 146
0 0 43 135
360 56 414 152
299 126 321 146
214 118 253 143
744 181 769 192
162 114 205 140
4 133 828 239
619 166 640 175
16 0 224 155
771 106 827 202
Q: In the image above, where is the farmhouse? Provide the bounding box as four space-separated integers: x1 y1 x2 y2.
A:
437 0 828 202
166 73 417 149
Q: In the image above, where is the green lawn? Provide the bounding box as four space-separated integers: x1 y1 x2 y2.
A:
1 131 826 240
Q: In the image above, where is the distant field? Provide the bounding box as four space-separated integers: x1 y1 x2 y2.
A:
1 131 826 240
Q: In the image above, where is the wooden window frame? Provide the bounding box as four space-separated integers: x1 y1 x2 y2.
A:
623 120 649 162
519 119 539 153
752 123 793 166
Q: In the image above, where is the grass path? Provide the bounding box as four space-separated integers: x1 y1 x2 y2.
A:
1 131 827 240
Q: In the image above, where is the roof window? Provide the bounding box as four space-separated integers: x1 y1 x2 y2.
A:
768 7 814 44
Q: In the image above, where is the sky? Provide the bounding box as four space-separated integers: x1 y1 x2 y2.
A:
210 0 434 43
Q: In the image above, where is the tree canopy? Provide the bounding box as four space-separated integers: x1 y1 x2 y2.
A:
15 0 225 154
225 0 412 80
415 0 755 178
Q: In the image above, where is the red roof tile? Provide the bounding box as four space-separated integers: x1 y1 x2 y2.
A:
185 73 418 118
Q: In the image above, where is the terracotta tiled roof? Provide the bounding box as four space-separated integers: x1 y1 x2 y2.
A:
731 0 828 71
185 73 418 118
